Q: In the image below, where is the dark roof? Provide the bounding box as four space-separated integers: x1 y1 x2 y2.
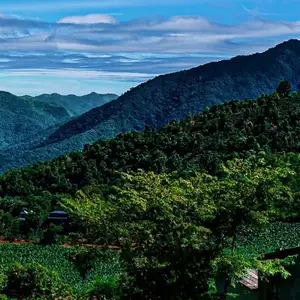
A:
50 210 68 215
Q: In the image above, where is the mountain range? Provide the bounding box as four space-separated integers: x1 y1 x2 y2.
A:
22 92 117 116
1 85 299 200
0 92 117 170
1 39 300 172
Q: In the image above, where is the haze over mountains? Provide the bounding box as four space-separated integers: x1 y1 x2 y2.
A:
1 39 300 172
22 93 118 116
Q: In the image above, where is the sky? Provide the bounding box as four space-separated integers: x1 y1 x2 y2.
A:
0 0 300 96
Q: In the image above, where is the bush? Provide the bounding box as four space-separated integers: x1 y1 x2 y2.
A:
88 275 121 300
69 247 98 279
3 262 73 299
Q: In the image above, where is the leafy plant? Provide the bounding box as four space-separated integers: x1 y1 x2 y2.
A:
62 154 297 299
2 262 73 299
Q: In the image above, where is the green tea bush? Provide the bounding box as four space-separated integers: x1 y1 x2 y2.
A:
3 262 73 299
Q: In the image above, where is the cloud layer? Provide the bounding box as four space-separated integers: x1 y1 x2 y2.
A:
0 13 300 95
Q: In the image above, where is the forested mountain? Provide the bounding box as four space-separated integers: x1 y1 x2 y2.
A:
1 39 299 172
0 92 117 171
45 39 300 147
1 89 299 199
0 91 71 148
1 39 300 172
22 92 118 116
0 88 299 299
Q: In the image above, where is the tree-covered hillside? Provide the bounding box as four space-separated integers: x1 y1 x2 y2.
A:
2 39 299 172
1 88 299 199
46 39 300 147
0 91 71 148
0 92 117 171
0 88 299 299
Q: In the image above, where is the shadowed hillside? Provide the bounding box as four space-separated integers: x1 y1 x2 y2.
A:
45 39 300 146
1 89 299 197
1 39 300 172
0 91 71 148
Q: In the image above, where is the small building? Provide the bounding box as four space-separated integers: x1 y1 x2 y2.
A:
19 209 72 234
230 222 300 300
42 210 71 234
234 247 300 300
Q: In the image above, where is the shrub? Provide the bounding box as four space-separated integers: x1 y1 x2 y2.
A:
88 275 121 300
3 262 73 299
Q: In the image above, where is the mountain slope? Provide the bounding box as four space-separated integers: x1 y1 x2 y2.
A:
23 92 118 116
0 91 71 148
1 39 300 172
1 90 299 198
45 39 300 147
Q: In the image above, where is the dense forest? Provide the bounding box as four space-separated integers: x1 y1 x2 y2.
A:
0 82 299 298
1 86 299 199
0 91 70 148
0 92 117 172
2 39 300 172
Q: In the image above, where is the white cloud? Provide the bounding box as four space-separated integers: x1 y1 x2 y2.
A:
58 14 118 25
0 13 300 95
0 68 157 81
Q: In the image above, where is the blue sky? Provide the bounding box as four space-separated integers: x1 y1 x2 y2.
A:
0 0 299 95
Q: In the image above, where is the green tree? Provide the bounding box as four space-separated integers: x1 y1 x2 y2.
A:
276 80 291 97
62 155 297 299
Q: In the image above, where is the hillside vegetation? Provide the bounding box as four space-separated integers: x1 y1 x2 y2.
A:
0 91 71 148
2 39 300 172
0 86 299 299
0 88 299 201
0 92 117 171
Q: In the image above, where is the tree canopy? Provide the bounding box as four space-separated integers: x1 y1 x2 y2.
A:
62 154 299 299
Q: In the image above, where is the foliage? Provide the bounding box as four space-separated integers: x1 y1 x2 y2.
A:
276 80 292 97
69 246 99 279
0 89 299 197
0 210 20 241
87 275 122 300
62 155 298 299
2 262 73 299
0 244 122 296
236 222 300 254
0 85 299 238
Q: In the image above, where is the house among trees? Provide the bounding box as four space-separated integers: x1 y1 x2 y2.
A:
233 222 300 299
19 209 71 235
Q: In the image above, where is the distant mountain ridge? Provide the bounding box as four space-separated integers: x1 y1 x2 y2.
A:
21 92 118 116
0 91 70 148
0 91 117 167
1 39 300 172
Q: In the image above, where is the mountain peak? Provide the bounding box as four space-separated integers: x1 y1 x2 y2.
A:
45 39 300 149
86 92 99 97
270 39 300 53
